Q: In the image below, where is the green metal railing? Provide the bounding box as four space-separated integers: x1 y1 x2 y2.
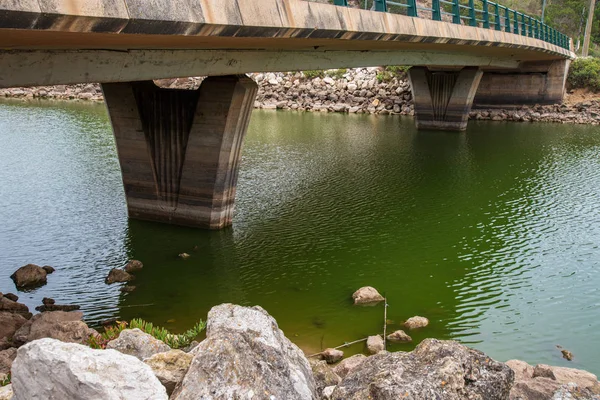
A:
332 0 570 50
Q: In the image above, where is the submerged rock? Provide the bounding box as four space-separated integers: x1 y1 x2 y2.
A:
320 348 344 364
352 286 384 305
561 349 574 361
144 350 193 396
386 330 412 342
366 335 384 354
106 328 171 360
404 315 429 329
171 303 316 400
13 311 97 346
124 260 144 273
42 297 55 305
120 285 136 293
331 339 514 400
35 304 80 312
11 338 168 399
333 354 367 378
105 268 134 284
10 264 47 289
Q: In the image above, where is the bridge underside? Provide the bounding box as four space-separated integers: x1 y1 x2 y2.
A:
103 75 257 230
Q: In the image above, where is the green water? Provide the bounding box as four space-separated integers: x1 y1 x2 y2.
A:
1 98 600 373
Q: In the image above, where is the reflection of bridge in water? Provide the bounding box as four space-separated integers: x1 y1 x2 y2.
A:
0 0 573 229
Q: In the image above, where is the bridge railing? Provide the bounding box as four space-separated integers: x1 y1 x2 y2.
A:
330 0 570 50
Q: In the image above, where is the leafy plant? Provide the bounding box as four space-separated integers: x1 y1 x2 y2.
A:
130 318 206 349
88 320 128 349
0 373 10 387
87 318 206 350
568 57 600 92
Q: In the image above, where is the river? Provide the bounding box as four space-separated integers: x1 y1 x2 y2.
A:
1 98 599 374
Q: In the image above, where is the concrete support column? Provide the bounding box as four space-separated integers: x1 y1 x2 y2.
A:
408 67 483 131
102 75 258 229
473 60 570 108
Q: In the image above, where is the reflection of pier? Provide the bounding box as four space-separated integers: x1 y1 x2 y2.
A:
0 0 573 228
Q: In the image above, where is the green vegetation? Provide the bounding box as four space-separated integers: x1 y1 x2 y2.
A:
327 68 348 79
303 70 325 79
377 66 411 82
567 57 600 92
1 373 10 387
88 318 206 350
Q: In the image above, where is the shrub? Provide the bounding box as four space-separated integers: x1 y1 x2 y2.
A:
568 57 600 92
87 318 206 350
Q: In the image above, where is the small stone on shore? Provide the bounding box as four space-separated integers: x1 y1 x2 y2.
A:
386 330 412 342
352 286 384 305
105 268 134 284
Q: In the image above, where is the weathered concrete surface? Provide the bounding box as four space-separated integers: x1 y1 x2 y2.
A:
103 75 257 229
474 60 571 107
0 0 573 88
409 66 484 131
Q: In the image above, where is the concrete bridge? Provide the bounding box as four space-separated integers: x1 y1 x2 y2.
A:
0 0 574 229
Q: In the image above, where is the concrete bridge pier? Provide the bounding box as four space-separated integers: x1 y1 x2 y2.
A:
408 67 483 131
102 75 258 230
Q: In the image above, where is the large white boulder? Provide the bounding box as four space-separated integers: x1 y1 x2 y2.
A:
171 304 316 400
12 338 168 400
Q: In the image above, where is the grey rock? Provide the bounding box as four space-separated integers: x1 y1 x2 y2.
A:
323 385 336 399
333 354 367 378
13 311 97 346
10 264 47 289
331 339 514 400
11 338 167 400
534 364 557 380
106 328 171 360
172 303 316 400
144 350 193 395
367 335 385 354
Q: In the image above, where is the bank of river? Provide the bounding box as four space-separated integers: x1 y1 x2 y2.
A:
1 68 600 125
1 98 600 375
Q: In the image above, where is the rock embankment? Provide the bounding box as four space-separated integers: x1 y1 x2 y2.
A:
3 68 599 125
2 302 599 399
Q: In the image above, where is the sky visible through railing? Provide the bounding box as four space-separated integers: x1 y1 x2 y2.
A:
307 0 570 50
